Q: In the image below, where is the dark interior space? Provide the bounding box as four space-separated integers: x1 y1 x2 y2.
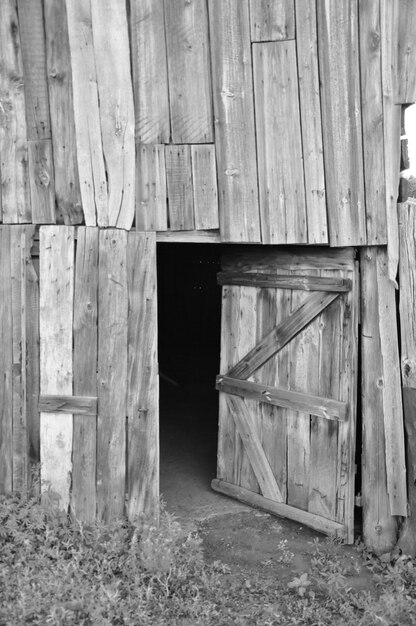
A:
157 243 223 521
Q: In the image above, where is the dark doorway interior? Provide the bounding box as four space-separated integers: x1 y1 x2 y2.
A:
157 243 222 520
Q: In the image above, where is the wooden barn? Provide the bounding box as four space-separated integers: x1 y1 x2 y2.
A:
1 0 416 556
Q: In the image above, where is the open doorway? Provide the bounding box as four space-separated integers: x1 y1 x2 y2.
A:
157 243 223 520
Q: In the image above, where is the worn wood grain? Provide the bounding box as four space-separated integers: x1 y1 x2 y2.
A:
359 0 387 245
156 230 220 243
397 387 416 556
91 0 135 229
317 0 366 246
39 396 97 416
44 0 82 225
191 146 219 231
0 0 31 223
130 0 170 143
208 0 261 242
295 0 327 244
127 232 158 521
39 227 74 511
253 41 307 244
218 272 351 292
97 230 128 522
28 140 55 224
164 0 213 143
66 0 106 226
136 145 167 231
399 200 416 387
396 0 416 103
165 145 194 231
25 241 40 478
249 0 294 41
0 228 13 493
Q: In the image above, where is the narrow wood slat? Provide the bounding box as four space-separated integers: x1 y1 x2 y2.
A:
97 230 128 522
130 0 170 143
136 145 167 231
40 227 74 511
44 0 83 225
16 0 50 140
208 0 261 242
226 395 283 502
156 230 220 243
0 228 13 493
216 376 347 421
71 227 98 521
295 0 328 244
26 244 40 478
249 0 295 41
39 396 97 416
399 201 416 388
66 0 106 226
191 146 219 231
217 271 352 292
165 145 194 231
359 0 387 245
127 232 158 521
91 0 135 229
28 140 56 224
397 387 416 555
317 0 366 246
396 0 416 103
253 41 307 244
164 0 213 143
227 291 339 380
212 479 347 538
0 1 31 223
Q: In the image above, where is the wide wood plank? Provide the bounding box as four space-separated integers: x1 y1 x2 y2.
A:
295 0 328 244
222 246 355 273
396 0 416 104
164 0 213 143
39 396 97 416
40 227 74 511
317 0 366 246
165 145 194 231
28 140 55 224
0 228 13 493
227 292 339 380
44 0 82 225
97 230 128 522
216 376 347 421
249 0 295 41
253 41 307 244
66 0 106 226
91 0 135 229
127 232 158 520
136 145 167 231
130 0 170 143
226 395 283 502
191 146 219 231
0 0 31 223
208 0 261 242
359 0 387 245
218 271 351 292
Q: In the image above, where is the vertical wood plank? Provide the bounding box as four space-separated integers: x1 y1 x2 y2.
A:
91 0 135 229
399 201 416 389
72 227 98 522
26 247 40 477
136 145 167 232
40 227 74 511
0 0 31 224
396 0 416 104
295 0 328 244
97 230 128 522
130 0 170 143
66 0 106 226
359 0 387 245
317 0 366 246
249 0 295 41
44 0 83 226
164 0 213 143
0 228 13 493
127 232 159 521
28 140 56 224
253 41 307 244
165 145 194 231
191 145 219 231
208 0 261 243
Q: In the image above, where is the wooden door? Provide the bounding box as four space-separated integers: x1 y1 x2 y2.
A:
38 226 158 523
213 247 358 542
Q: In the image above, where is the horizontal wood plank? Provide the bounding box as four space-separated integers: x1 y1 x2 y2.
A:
39 395 97 416
217 376 347 421
217 271 351 292
221 246 355 272
211 479 347 538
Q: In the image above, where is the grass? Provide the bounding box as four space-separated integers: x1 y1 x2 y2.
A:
1 486 416 625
